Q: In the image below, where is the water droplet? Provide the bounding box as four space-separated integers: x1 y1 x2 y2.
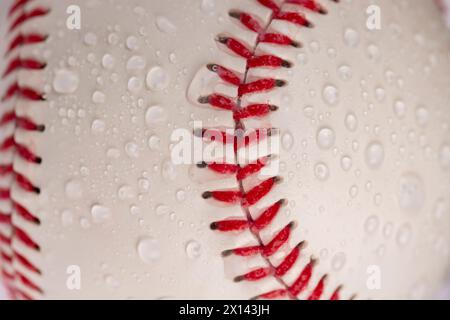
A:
53 69 79 94
127 55 146 72
156 16 177 34
125 142 139 158
349 185 358 198
340 155 352 171
439 143 450 170
433 198 448 221
281 132 294 151
108 33 119 45
397 173 425 213
162 160 177 181
365 141 384 169
145 105 167 126
201 0 215 12
345 112 358 132
104 274 120 288
343 28 359 47
107 148 120 159
393 100 407 119
91 119 105 133
338 65 352 81
396 223 412 247
128 76 143 93
126 36 139 51
314 162 330 181
146 66 170 91
316 127 335 150
155 204 170 216
118 185 135 200
138 178 150 192
185 240 202 259
364 215 379 234
303 105 315 119
176 189 186 202
101 54 115 69
61 209 74 227
383 222 393 238
92 91 106 104
91 204 112 223
65 179 83 199
331 252 346 270
84 32 97 46
322 85 339 106
415 106 429 127
148 135 161 151
137 237 160 264
375 87 386 102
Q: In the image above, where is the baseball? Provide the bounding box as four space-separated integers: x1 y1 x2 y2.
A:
0 0 449 300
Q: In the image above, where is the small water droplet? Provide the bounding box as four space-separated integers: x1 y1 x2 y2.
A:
314 162 330 181
338 65 352 81
393 100 407 119
128 76 143 93
84 32 97 46
396 223 412 247
340 155 352 171
161 160 177 181
322 85 339 106
127 55 146 72
397 173 425 213
331 252 346 270
91 119 105 133
365 141 384 169
65 179 83 199
281 132 294 151
148 135 161 151
343 28 359 47
185 240 202 259
345 112 358 132
439 143 450 170
126 36 139 51
118 185 135 200
101 54 115 69
415 106 429 127
125 142 139 158
364 215 379 234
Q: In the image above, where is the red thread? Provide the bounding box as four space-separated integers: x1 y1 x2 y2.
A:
201 0 347 300
0 0 48 300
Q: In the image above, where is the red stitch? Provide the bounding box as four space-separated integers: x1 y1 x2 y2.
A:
286 0 328 14
223 245 262 257
247 55 292 69
0 164 14 176
1 252 13 264
14 250 40 274
288 258 316 296
274 11 312 27
252 200 285 231
330 286 342 300
257 0 280 13
233 103 278 120
229 11 263 33
14 227 40 250
8 0 33 17
14 172 40 194
6 33 48 56
198 162 239 175
202 190 242 204
207 64 242 86
235 267 272 282
242 176 281 207
258 32 300 47
0 212 12 224
210 219 249 232
253 289 287 300
9 7 50 33
238 78 286 96
2 57 46 78
13 201 40 224
2 82 45 102
198 94 236 111
236 156 271 180
275 241 304 276
261 222 294 257
308 275 327 300
0 232 12 245
216 36 253 59
16 271 42 293
0 188 11 200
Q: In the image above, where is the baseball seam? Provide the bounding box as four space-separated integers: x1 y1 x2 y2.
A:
0 0 48 300
198 0 345 300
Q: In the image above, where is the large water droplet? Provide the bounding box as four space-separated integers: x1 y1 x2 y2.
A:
145 105 167 126
53 69 79 94
102 54 115 69
137 237 161 264
92 91 106 104
317 127 335 150
91 204 112 223
393 100 407 119
365 141 384 169
146 66 170 91
156 16 177 34
127 55 146 72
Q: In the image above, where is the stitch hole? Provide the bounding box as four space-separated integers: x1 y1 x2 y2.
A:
197 161 208 168
37 124 45 132
35 157 42 164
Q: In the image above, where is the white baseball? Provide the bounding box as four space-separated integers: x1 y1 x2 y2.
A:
0 0 449 300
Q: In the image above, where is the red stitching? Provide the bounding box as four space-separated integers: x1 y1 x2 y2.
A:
200 0 345 300
0 0 48 299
